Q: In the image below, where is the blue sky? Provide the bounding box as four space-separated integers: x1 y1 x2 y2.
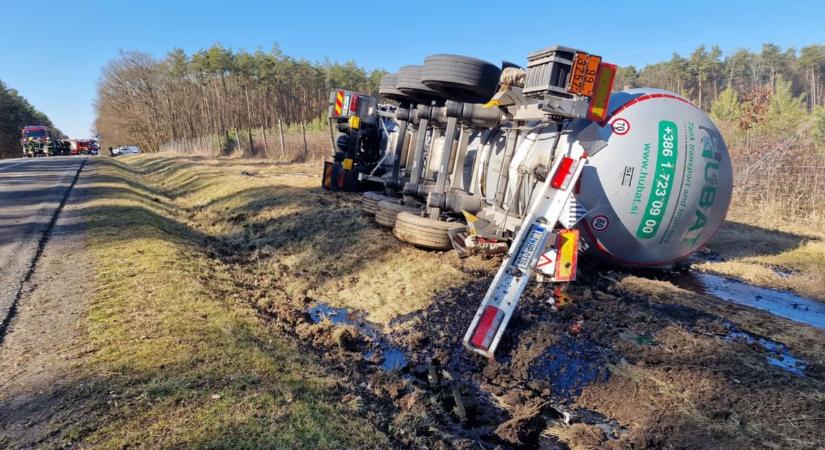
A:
1 0 824 138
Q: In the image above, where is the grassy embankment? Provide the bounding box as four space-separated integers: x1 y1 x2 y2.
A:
700 206 825 300
74 156 398 448
74 153 825 449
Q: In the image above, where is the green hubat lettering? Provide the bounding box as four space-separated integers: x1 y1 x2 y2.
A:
704 161 719 184
682 209 708 246
701 138 714 159
683 234 701 246
688 209 707 232
699 186 716 208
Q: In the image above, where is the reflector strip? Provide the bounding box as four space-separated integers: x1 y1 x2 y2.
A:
322 161 334 189
553 229 580 282
470 306 504 351
550 156 576 190
587 63 617 124
334 90 344 116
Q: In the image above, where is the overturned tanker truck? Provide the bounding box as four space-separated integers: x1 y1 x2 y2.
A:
322 45 733 358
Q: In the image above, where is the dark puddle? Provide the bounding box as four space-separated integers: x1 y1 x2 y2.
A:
723 323 808 377
529 336 610 398
672 272 825 330
308 302 409 371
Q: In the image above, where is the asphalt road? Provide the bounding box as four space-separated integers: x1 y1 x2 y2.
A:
0 157 87 336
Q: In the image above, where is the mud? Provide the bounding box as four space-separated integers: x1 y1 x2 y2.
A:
724 324 808 376
308 302 409 371
196 183 825 449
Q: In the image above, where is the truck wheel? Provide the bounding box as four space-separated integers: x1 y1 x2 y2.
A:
421 54 501 103
379 73 411 102
363 191 399 215
375 201 419 228
393 211 464 250
396 65 444 104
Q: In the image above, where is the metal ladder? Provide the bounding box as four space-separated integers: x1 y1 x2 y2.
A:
463 138 588 358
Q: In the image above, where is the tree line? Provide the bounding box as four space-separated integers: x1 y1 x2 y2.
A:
615 43 825 112
0 79 62 159
96 42 825 154
646 43 825 219
94 44 386 153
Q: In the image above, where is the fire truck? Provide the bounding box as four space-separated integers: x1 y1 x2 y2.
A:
21 126 67 157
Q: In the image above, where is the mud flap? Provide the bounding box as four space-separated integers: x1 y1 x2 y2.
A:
322 161 336 190
322 161 376 192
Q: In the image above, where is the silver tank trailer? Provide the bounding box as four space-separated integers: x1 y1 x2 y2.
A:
472 88 733 267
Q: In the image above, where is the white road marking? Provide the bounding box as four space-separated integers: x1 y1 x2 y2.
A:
0 160 31 172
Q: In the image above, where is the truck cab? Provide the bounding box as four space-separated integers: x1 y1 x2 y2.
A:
21 126 52 157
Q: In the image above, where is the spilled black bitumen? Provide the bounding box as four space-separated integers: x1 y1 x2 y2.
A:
528 336 609 397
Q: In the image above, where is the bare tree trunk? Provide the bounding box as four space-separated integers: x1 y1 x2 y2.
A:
261 126 268 158
248 128 254 157
811 67 817 109
278 119 286 158
328 118 336 157
244 86 255 156
300 120 308 160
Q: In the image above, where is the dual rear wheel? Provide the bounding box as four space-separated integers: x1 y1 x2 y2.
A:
368 198 462 251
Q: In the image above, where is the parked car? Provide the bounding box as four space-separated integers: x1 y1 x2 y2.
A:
112 146 141 156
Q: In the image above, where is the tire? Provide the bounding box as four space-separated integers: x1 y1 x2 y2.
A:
362 191 399 215
396 65 444 104
393 211 464 250
375 201 420 228
378 73 411 102
421 54 501 103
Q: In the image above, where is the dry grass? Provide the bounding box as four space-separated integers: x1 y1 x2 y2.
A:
616 275 825 359
161 129 331 161
82 153 825 449
699 204 825 301
577 330 825 450
125 153 470 323
73 157 390 448
543 423 606 450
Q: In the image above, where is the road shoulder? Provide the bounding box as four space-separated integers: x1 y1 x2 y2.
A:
0 160 97 448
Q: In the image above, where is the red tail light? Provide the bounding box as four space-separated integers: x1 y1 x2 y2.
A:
470 305 505 351
350 94 359 113
550 156 576 189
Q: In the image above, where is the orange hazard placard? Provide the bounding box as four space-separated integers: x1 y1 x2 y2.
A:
569 53 601 97
582 55 602 97
568 53 589 96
